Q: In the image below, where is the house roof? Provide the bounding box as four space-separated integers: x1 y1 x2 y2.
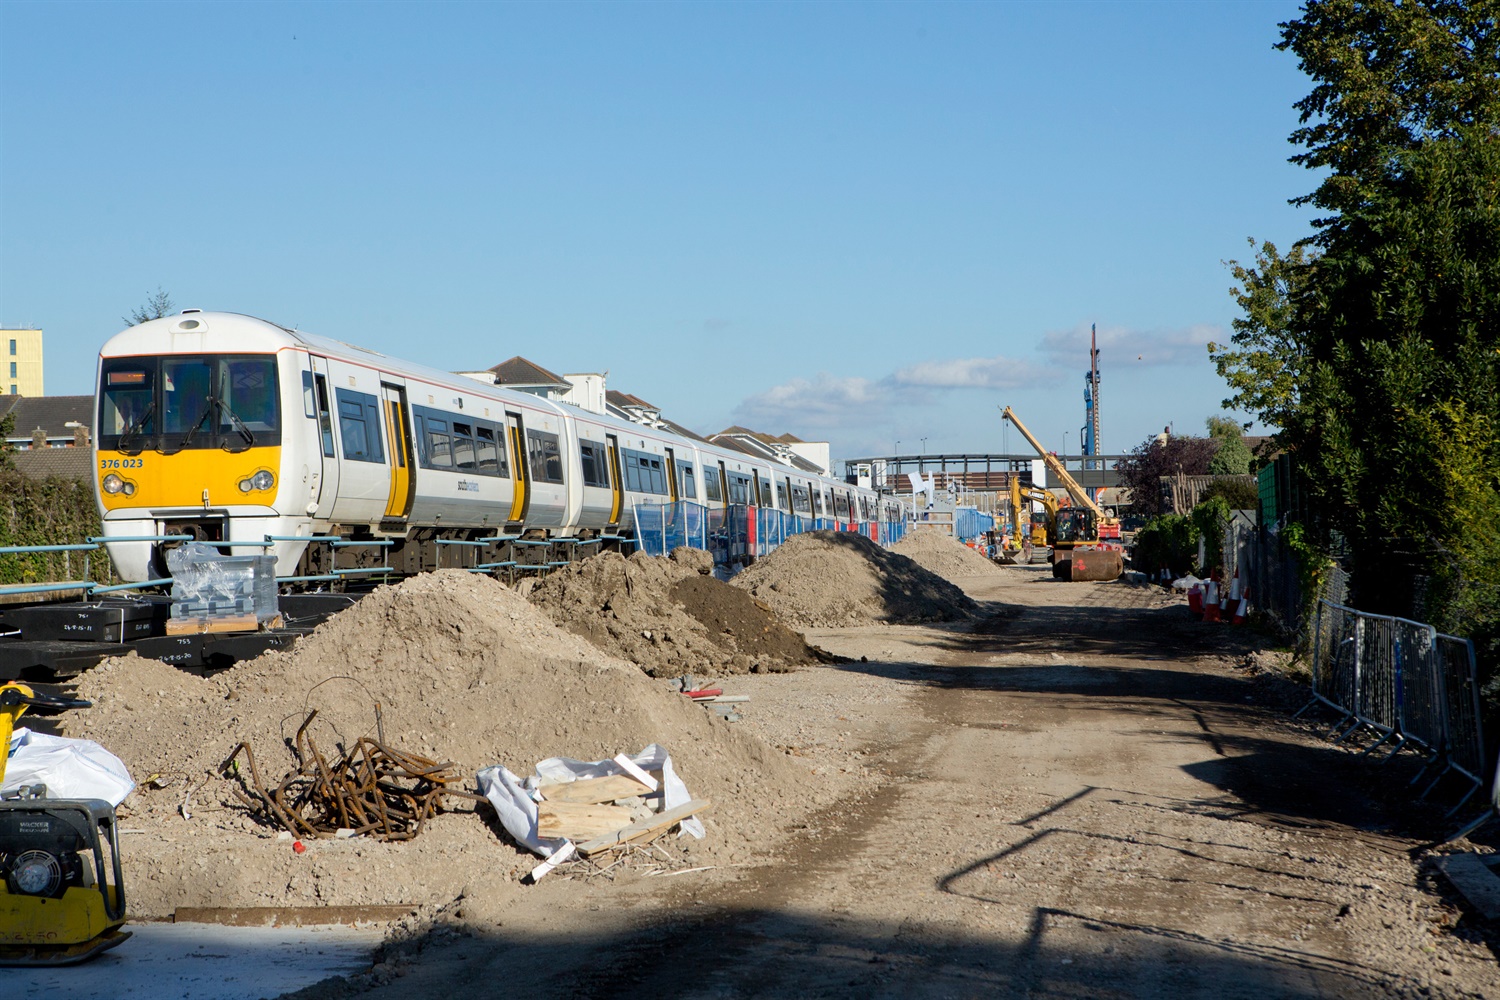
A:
1 396 94 440
11 447 92 482
487 356 570 388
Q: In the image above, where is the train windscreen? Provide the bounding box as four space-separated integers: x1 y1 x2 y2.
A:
99 355 281 453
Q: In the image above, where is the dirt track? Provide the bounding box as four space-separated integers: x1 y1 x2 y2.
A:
312 564 1499 999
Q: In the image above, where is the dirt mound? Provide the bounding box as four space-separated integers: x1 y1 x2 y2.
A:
67 570 827 918
528 550 817 677
730 530 978 628
891 526 1002 579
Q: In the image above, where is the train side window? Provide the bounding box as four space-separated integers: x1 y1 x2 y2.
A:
426 416 452 469
452 422 477 471
580 440 608 488
313 375 335 458
677 461 696 500
527 429 565 484
476 425 503 476
335 388 385 464
792 484 811 514
301 372 317 418
703 468 722 502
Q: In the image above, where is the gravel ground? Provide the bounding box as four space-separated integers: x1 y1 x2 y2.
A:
296 563 1499 999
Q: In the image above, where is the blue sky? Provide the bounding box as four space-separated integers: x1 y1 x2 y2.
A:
1 1 1314 466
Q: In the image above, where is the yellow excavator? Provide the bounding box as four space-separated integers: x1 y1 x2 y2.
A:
1001 406 1123 582
1005 475 1058 563
0 682 129 965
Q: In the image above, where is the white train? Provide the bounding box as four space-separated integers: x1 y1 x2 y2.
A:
93 311 898 582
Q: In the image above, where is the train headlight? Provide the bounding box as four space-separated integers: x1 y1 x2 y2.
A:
238 479 253 493
250 470 275 491
102 474 124 494
122 482 136 496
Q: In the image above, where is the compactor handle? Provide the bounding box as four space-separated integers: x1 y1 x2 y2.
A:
0 686 92 712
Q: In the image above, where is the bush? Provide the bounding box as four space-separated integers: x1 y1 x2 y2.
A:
0 469 113 584
1131 514 1198 578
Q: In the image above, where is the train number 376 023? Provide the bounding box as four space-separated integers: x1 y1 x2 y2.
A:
99 458 145 470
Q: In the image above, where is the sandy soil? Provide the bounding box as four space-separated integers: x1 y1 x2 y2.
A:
287 563 1500 1000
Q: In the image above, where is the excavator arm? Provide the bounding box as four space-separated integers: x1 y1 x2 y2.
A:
1000 406 1108 519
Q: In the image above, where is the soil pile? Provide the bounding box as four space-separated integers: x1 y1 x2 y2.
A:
67 570 827 918
730 530 978 628
528 550 817 677
891 527 1002 579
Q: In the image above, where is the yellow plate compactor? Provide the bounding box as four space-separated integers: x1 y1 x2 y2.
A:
0 682 129 965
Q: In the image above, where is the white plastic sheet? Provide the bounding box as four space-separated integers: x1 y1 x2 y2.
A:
2 727 136 806
476 743 702 858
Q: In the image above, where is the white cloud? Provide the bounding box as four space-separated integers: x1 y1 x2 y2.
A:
890 354 1056 390
1037 322 1223 368
732 373 889 431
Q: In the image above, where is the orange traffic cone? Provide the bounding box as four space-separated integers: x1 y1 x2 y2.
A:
1228 571 1242 602
1202 580 1221 622
1232 585 1250 625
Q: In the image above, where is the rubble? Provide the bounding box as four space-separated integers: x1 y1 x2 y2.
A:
730 530 979 628
66 570 826 918
528 550 818 676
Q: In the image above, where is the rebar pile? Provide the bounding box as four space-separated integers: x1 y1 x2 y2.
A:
224 709 482 841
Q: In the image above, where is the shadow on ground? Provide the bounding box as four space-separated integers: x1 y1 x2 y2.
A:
284 901 1421 1000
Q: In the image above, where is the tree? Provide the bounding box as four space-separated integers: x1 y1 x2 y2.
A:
124 287 175 327
1115 433 1219 519
1208 239 1315 432
1278 0 1500 219
1206 415 1253 475
0 411 14 469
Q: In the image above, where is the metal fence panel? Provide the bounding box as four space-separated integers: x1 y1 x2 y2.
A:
1437 634 1486 784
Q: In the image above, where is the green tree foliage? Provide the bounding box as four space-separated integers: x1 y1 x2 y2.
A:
1209 240 1316 432
1198 477 1260 511
1206 415 1253 475
1217 0 1500 707
1277 0 1500 218
1131 514 1198 578
0 468 112 585
0 411 14 470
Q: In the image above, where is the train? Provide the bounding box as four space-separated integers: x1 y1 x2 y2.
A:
93 311 898 582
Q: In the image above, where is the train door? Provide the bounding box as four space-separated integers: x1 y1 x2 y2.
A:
605 433 624 528
664 447 679 502
750 469 763 507
505 411 530 528
380 383 415 521
309 357 340 521
717 461 728 508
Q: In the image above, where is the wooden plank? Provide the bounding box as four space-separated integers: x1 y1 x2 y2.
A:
576 798 711 857
173 905 415 926
1434 853 1500 920
540 773 656 804
536 800 634 841
166 614 277 635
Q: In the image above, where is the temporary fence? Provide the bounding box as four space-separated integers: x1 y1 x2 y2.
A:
1301 599 1487 814
953 508 996 546
633 501 910 564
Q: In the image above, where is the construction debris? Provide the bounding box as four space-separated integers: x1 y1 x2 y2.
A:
477 744 709 878
223 708 483 841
